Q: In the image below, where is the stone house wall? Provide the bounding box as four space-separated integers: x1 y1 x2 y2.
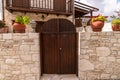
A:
4 0 73 32
80 32 120 80
0 33 40 80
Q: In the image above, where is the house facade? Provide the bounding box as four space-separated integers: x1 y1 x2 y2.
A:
4 0 98 32
0 0 120 80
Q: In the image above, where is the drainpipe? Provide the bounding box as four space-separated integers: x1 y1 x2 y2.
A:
2 0 5 21
72 0 75 24
90 10 93 18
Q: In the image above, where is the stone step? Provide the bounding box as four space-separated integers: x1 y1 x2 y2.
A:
40 74 79 80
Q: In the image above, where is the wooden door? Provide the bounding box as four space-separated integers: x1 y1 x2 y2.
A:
60 33 76 74
40 19 77 75
54 0 66 12
41 33 60 74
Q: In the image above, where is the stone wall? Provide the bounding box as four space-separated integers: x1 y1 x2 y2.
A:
0 33 40 80
1 32 120 80
80 32 120 80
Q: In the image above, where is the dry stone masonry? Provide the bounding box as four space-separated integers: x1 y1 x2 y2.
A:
1 32 120 80
80 32 120 80
0 33 40 80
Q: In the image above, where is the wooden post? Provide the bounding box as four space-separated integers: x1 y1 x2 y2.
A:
90 10 93 18
2 0 5 21
72 0 75 24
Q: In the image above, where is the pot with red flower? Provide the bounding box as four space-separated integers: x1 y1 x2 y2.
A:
111 18 120 31
90 15 107 32
12 16 30 33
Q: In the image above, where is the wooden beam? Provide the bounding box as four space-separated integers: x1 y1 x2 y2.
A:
2 0 5 21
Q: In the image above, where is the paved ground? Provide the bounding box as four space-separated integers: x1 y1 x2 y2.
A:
40 74 79 80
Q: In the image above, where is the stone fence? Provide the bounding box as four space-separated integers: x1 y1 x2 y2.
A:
1 32 120 80
0 33 40 80
80 32 120 80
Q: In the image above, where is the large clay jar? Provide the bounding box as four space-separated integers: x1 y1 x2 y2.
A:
91 21 104 32
112 24 120 31
13 22 26 33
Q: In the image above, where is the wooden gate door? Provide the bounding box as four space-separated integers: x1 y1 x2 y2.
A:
40 19 77 75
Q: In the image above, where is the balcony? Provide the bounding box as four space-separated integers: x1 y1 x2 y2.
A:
6 0 73 16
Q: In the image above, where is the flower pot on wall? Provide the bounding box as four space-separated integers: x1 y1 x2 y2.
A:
91 21 104 32
13 22 26 33
112 24 120 31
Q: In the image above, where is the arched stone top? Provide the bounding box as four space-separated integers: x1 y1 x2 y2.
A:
41 18 76 33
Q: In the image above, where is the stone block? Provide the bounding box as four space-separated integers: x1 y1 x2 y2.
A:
101 73 110 79
99 57 107 62
29 33 39 39
21 65 30 73
80 59 94 71
0 74 5 79
107 57 115 62
96 47 110 57
26 76 35 80
5 59 15 64
3 34 12 39
12 71 20 74
20 45 30 51
31 45 39 51
31 67 39 73
21 55 32 61
32 54 40 61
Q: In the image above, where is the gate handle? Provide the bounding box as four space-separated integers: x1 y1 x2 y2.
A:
59 48 62 50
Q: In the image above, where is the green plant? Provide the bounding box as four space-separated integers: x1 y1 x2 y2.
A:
0 20 5 28
91 15 107 23
15 16 30 25
111 18 120 25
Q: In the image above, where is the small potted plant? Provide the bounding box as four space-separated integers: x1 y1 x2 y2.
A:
12 15 30 33
111 10 120 31
0 20 8 33
111 18 120 31
91 14 107 32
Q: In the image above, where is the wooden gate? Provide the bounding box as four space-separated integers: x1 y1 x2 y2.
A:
40 19 77 75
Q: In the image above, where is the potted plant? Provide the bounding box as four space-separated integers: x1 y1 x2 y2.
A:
12 15 30 33
90 15 107 32
111 18 120 31
0 20 8 33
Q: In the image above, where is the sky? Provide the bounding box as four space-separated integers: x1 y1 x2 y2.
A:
0 0 2 20
76 0 120 16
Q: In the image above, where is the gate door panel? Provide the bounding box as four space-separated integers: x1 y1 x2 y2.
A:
40 19 77 75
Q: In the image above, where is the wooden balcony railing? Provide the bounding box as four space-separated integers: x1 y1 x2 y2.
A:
6 0 73 15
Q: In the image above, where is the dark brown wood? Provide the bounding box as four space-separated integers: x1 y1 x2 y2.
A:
35 21 45 33
40 19 77 75
54 0 66 12
12 0 29 8
60 33 76 74
75 18 82 27
2 0 4 21
6 0 73 15
41 33 60 74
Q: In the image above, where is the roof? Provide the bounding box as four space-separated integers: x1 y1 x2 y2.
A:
74 1 99 18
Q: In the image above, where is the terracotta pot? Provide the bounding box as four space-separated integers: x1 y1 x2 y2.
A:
91 21 104 32
13 22 26 33
0 27 8 33
112 24 120 31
